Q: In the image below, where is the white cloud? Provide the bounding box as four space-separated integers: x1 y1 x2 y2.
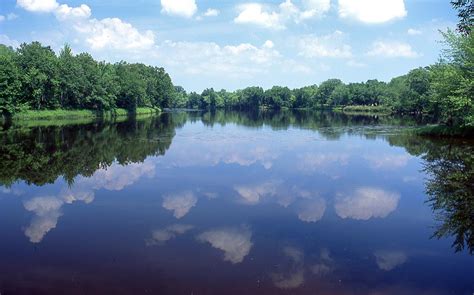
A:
235 0 330 29
203 8 220 17
300 0 331 19
147 224 194 246
17 0 59 12
374 250 407 271
298 31 352 58
161 0 197 18
235 3 283 29
367 41 420 58
297 198 326 222
338 0 407 24
407 28 422 36
55 4 91 21
197 227 253 264
76 18 155 50
17 0 155 51
335 187 400 220
162 191 198 219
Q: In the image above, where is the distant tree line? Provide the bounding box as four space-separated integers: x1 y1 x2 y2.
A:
0 42 175 116
174 29 472 128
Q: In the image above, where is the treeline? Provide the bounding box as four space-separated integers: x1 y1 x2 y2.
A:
175 29 472 127
0 42 175 116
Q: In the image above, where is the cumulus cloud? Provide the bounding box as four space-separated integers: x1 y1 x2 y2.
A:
17 0 155 51
234 0 330 29
374 250 407 271
335 187 400 220
162 191 198 219
197 227 253 264
161 0 197 18
234 181 279 205
54 4 91 21
147 224 194 246
298 31 352 58
300 0 331 19
338 0 407 24
367 41 420 58
364 154 411 170
234 3 285 29
203 8 220 17
297 198 327 222
17 0 59 12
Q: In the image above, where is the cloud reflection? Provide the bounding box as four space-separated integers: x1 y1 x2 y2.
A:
23 197 64 243
147 224 194 246
23 160 156 243
234 181 279 205
272 247 305 289
364 154 411 170
335 187 400 220
162 191 198 219
197 227 253 264
296 198 327 223
374 250 407 271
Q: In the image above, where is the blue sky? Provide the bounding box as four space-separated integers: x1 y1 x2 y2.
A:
0 0 457 92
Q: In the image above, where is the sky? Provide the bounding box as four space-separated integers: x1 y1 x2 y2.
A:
0 0 457 92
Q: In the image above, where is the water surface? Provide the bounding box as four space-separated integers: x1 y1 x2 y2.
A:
0 111 473 295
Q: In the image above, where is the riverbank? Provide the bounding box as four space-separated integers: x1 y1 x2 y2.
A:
8 107 161 121
333 105 392 115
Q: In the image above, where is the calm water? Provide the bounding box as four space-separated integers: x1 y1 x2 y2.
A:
0 110 473 295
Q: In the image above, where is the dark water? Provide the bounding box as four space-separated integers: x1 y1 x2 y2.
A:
0 110 473 295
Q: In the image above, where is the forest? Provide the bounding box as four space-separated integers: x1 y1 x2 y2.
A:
0 1 472 129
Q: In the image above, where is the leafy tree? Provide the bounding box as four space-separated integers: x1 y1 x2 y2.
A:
451 0 473 35
0 45 22 116
16 42 60 110
430 30 473 126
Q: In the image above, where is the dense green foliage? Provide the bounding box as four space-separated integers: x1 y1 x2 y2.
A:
0 42 175 117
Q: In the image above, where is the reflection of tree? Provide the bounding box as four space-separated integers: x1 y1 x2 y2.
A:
389 135 474 254
0 114 184 186
198 109 424 140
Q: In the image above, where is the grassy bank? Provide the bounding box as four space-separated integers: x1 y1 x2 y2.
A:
334 105 393 115
10 107 161 121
